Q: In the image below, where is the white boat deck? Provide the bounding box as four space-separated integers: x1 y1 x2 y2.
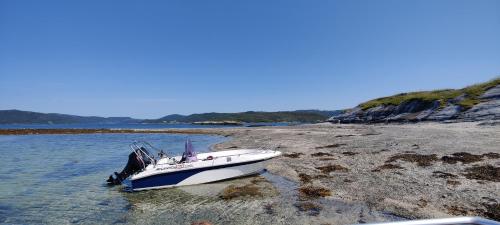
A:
131 149 281 180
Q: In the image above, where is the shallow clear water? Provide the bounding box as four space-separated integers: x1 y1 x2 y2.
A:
0 122 296 129
0 133 403 225
0 123 239 129
0 133 226 224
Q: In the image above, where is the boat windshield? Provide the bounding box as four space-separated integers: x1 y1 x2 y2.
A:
130 141 160 163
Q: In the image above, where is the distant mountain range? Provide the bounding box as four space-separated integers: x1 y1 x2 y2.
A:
0 109 342 124
142 110 342 124
0 110 140 124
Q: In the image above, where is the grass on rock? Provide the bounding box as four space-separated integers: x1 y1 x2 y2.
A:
359 78 500 110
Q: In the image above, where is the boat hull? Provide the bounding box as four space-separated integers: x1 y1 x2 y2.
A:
131 159 267 191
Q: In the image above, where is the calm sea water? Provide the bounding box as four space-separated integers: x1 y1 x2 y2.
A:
0 132 401 224
0 122 295 130
0 133 227 224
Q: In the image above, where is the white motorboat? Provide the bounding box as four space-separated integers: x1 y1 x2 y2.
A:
107 140 281 191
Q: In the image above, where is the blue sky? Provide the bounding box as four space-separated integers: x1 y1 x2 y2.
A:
1 0 499 119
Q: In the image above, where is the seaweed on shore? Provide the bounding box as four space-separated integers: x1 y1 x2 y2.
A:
371 163 403 172
463 165 500 182
282 152 304 158
315 144 346 149
432 171 458 179
298 173 313 184
441 152 500 164
220 184 262 200
311 152 334 157
298 172 331 183
298 186 331 199
315 164 349 173
482 152 500 159
342 151 359 156
441 152 484 164
334 134 355 138
386 153 438 167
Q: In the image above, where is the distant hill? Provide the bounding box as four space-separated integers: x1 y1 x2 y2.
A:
328 77 500 123
142 110 340 123
0 110 140 124
0 109 340 124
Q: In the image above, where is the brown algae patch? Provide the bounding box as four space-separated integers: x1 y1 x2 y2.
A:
463 165 500 182
220 184 263 200
298 186 332 199
432 171 458 179
311 152 334 157
315 164 349 173
386 153 438 167
372 163 403 172
315 144 346 149
342 151 359 156
482 152 500 159
298 173 313 184
441 152 484 164
441 152 500 164
282 152 304 158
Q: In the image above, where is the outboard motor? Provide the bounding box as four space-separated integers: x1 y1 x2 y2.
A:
107 147 153 185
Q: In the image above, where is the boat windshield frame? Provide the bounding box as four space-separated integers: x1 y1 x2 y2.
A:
129 141 161 164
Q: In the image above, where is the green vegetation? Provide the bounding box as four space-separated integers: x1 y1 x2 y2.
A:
359 77 500 110
1 109 339 124
144 110 340 123
0 110 139 124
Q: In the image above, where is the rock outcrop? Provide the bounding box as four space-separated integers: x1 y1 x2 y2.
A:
328 83 500 123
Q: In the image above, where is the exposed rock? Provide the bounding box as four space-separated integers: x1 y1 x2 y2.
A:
427 105 462 121
480 85 500 99
461 99 500 121
328 84 500 123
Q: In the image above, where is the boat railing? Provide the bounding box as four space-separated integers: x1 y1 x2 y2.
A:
129 141 162 167
201 149 276 166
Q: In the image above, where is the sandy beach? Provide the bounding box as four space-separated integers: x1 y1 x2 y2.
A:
2 122 499 223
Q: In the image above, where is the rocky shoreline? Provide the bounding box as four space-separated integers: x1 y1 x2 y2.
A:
2 123 499 222
328 82 500 123
208 123 500 221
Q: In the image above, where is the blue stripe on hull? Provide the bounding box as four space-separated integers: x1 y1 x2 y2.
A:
131 159 267 190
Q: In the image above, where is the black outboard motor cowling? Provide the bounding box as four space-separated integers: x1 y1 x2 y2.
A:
107 147 153 185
